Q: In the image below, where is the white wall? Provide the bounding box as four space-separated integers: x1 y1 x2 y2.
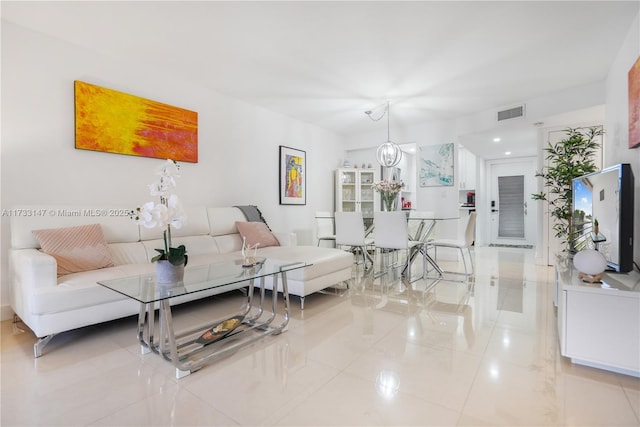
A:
344 143 417 209
604 11 640 268
346 120 459 216
345 120 460 247
0 22 345 317
456 81 607 139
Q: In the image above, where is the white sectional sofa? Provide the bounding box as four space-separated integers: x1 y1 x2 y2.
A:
9 206 353 356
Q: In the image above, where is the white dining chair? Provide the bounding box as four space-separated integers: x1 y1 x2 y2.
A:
335 211 374 268
315 211 336 247
373 211 425 281
428 211 476 278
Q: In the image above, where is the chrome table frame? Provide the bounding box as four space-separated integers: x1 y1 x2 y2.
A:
407 218 444 278
99 260 307 379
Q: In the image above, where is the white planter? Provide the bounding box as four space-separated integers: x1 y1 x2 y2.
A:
156 260 185 284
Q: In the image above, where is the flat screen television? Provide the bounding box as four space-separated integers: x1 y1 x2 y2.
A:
572 163 635 272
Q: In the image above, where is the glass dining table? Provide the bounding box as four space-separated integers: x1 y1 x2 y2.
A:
316 212 459 277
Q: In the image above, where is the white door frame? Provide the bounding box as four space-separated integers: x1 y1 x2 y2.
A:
486 157 537 247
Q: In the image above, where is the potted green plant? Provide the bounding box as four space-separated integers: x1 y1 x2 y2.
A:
532 127 603 252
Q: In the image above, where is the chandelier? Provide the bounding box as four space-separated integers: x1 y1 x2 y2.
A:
365 101 402 168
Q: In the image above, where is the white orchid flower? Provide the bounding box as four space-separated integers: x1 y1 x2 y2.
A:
156 159 181 179
134 201 162 229
131 159 187 258
148 160 181 196
149 175 177 196
166 194 187 229
153 203 170 226
148 183 164 197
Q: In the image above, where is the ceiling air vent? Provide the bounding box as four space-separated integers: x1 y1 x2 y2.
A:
497 105 525 122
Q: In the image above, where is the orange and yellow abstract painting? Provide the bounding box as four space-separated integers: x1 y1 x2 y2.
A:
629 57 640 149
74 81 198 162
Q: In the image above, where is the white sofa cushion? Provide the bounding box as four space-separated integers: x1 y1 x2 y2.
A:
186 252 240 267
207 207 246 236
138 206 211 240
32 263 155 315
211 234 243 254
257 246 353 281
141 235 220 260
108 242 149 265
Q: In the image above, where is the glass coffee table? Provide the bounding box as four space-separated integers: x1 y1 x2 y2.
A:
98 258 309 378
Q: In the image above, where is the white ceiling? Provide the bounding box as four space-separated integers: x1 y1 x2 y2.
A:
2 1 638 158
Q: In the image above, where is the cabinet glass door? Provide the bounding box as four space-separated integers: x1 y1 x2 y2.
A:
359 170 375 217
340 170 357 212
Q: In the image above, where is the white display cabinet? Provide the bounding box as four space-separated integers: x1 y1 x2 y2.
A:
335 168 379 220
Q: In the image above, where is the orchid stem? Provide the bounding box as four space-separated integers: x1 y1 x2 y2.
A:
165 225 172 253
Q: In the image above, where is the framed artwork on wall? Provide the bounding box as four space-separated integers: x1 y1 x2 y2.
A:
629 56 640 149
419 143 454 187
74 81 198 162
279 145 306 205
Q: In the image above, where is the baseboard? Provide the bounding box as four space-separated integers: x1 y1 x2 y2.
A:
1 304 14 321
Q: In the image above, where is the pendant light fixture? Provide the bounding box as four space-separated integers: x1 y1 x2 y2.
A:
366 101 402 168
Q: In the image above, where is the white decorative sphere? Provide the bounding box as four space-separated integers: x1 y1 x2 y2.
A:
376 142 403 167
573 249 607 276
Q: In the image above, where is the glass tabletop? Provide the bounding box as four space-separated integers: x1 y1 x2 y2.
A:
98 258 309 304
406 215 459 220
315 212 459 220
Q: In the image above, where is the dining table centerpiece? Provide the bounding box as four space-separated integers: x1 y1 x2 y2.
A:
372 179 405 211
130 159 188 283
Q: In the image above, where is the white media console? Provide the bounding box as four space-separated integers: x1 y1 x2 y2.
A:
554 254 640 377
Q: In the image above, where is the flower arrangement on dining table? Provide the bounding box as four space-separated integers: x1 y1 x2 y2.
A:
130 159 188 266
372 179 405 211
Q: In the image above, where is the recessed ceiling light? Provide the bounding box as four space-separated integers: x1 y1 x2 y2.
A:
505 151 511 155
493 137 501 142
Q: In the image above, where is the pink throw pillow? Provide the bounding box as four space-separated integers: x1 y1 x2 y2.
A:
235 221 280 248
32 224 114 277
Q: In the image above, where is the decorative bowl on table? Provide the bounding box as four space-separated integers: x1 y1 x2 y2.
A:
196 315 245 345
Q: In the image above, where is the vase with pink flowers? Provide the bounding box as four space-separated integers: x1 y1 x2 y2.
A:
372 179 405 211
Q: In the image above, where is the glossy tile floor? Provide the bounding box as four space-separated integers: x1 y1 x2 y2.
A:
2 246 639 426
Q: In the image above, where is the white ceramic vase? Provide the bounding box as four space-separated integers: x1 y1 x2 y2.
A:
573 249 607 276
156 260 185 284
